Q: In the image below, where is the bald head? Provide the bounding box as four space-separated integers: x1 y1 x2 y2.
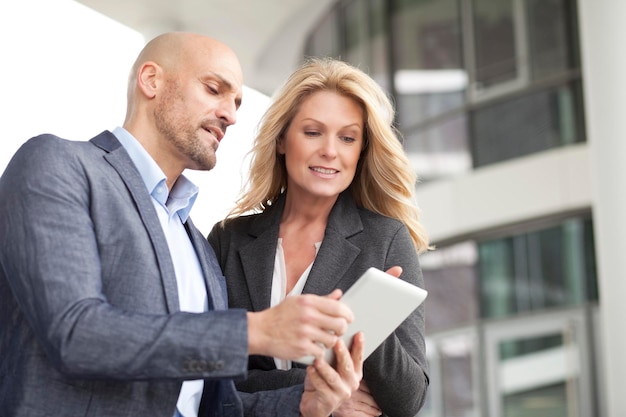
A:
121 32 244 182
131 32 238 77
125 32 243 120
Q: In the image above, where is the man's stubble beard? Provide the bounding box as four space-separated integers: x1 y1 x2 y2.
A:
154 86 218 172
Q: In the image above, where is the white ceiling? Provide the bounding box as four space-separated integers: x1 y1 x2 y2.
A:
77 0 334 94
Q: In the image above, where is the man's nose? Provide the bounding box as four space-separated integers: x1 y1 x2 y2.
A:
216 100 237 127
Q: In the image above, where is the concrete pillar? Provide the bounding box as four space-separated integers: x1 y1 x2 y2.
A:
578 0 626 416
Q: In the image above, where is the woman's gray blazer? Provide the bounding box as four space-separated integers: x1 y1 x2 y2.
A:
208 191 429 417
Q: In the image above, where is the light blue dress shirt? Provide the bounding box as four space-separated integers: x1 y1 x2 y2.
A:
113 127 207 417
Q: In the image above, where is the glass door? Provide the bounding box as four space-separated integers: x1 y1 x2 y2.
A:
484 309 593 417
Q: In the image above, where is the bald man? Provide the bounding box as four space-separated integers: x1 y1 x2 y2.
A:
0 32 362 417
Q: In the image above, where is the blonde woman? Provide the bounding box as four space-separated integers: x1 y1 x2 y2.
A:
209 58 429 417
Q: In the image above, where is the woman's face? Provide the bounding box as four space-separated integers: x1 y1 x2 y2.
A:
278 90 364 202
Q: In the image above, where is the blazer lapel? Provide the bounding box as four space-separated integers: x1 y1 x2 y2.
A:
185 218 227 311
236 192 363 308
238 200 283 312
304 192 363 295
91 132 180 313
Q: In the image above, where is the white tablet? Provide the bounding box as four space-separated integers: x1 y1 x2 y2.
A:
295 267 428 365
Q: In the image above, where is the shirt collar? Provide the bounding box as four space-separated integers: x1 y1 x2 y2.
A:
112 127 199 222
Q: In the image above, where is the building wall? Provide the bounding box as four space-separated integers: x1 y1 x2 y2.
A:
578 0 626 416
417 144 591 244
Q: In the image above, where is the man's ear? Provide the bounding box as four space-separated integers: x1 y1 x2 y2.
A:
137 61 160 99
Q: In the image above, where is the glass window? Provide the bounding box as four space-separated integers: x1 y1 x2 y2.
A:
304 0 584 176
472 0 519 89
344 0 369 66
440 333 479 417
478 237 516 319
498 333 580 417
343 0 390 90
392 0 466 127
479 218 598 320
424 331 480 417
471 81 584 167
404 113 471 181
526 0 579 80
421 242 479 333
470 0 581 100
368 0 390 90
391 0 470 180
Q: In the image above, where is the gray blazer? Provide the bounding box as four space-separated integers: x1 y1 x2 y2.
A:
209 191 429 417
0 132 302 417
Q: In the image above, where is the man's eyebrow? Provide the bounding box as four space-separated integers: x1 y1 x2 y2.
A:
205 72 242 109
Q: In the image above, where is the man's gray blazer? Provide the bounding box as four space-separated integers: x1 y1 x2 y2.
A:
209 191 430 417
0 132 302 417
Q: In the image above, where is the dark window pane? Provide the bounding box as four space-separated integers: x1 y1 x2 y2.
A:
472 0 518 88
499 334 563 361
471 81 584 167
343 0 390 90
369 0 390 90
344 0 369 65
479 238 516 319
527 0 579 80
528 227 569 309
582 220 599 301
479 218 598 320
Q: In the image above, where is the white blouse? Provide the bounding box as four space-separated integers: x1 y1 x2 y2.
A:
271 238 322 370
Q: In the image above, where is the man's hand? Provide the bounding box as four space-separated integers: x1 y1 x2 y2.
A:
333 381 382 417
247 289 354 359
300 332 365 417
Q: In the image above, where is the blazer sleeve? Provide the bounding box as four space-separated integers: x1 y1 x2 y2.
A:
364 224 429 417
235 367 307 393
240 384 302 417
0 137 249 381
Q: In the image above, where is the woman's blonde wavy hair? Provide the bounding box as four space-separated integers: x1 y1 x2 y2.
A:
225 57 429 253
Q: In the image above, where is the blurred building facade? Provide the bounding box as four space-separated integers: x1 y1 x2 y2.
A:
72 0 625 415
300 1 614 416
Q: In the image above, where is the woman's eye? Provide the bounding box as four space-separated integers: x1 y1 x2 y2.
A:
341 136 356 143
304 131 320 137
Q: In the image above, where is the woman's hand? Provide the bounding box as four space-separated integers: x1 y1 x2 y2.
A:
300 333 364 417
334 381 382 417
